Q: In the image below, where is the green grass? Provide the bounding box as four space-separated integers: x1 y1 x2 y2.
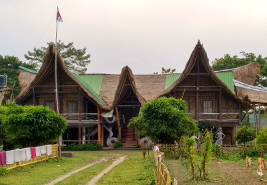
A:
98 152 155 185
56 161 113 185
0 150 155 185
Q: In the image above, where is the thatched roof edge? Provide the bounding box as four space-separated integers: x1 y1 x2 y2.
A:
111 66 146 108
153 41 237 100
15 45 109 110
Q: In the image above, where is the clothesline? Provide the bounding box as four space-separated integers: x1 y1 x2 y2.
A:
0 145 53 166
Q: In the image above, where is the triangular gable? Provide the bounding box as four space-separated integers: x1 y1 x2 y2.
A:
112 66 145 107
155 41 237 100
15 45 108 109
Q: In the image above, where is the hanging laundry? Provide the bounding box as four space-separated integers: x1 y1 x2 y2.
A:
14 149 23 163
31 147 36 159
21 149 26 161
40 146 46 155
46 145 52 156
6 150 15 165
35 147 41 157
25 148 31 161
0 152 6 166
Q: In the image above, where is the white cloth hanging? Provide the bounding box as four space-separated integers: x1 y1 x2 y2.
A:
25 148 31 161
46 145 52 156
6 150 15 165
14 149 22 163
40 146 46 155
35 147 41 157
21 149 26 161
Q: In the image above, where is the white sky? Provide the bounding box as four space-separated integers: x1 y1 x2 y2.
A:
1 0 267 74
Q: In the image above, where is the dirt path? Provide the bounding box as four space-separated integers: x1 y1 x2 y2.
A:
44 158 107 185
86 156 126 185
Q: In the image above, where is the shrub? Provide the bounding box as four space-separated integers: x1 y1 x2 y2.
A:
235 126 255 144
256 127 267 144
114 142 123 148
129 97 198 144
62 143 102 151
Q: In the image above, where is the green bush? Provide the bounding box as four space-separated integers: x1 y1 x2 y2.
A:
235 126 255 144
114 142 123 148
257 127 267 144
62 142 102 151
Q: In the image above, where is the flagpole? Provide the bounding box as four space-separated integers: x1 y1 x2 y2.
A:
55 6 59 115
55 6 61 157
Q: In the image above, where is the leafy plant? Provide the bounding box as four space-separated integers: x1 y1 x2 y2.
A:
62 143 102 151
1 104 67 148
235 126 255 144
200 131 213 179
114 142 123 148
256 127 267 144
129 97 198 144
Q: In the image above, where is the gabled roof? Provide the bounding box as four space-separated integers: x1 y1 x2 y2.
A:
154 41 237 100
15 45 109 109
112 66 145 107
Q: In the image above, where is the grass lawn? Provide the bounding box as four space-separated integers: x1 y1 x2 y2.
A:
0 150 155 185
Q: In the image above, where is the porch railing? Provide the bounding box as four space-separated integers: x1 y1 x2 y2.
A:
60 113 98 121
186 113 239 121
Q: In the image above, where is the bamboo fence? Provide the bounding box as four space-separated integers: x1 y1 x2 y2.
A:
154 151 177 185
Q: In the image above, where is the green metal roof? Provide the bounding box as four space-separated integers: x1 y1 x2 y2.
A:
19 66 38 74
165 74 180 89
72 74 106 105
165 72 234 92
216 71 235 92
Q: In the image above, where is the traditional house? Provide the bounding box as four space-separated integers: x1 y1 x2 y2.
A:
15 41 267 146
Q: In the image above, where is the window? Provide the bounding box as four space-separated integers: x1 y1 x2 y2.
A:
45 101 55 111
203 100 212 113
67 101 77 113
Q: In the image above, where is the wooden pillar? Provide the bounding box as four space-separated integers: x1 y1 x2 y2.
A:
259 104 261 130
97 106 102 145
241 101 242 124
78 87 81 121
82 126 86 144
115 107 121 141
78 124 81 145
196 58 199 121
219 87 222 121
101 125 104 146
33 87 36 105
254 105 258 137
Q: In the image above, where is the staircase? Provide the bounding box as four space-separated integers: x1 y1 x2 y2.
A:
121 127 137 148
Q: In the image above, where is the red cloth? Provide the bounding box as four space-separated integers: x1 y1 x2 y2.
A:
0 152 6 166
31 147 36 158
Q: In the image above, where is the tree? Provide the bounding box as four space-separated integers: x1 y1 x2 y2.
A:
211 52 267 86
0 55 36 98
161 67 176 74
235 125 255 144
129 97 198 144
2 104 67 148
256 127 267 144
24 40 91 74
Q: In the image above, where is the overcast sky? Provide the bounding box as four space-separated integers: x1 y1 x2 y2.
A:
1 0 267 74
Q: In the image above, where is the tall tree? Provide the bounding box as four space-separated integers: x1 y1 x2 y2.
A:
212 52 267 86
0 55 35 98
24 40 91 74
